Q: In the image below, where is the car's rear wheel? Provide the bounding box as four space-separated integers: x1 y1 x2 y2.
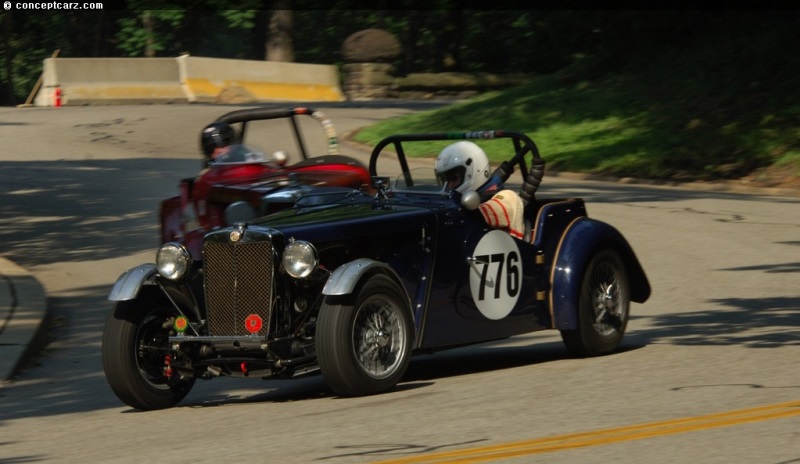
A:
102 295 195 410
317 274 413 396
560 249 630 356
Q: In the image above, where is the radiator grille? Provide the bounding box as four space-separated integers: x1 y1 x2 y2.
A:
204 241 274 337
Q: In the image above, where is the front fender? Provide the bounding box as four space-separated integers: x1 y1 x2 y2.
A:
108 264 157 301
550 217 651 330
323 258 406 297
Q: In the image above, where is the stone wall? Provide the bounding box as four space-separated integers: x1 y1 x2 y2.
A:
341 63 396 100
343 67 532 101
341 28 530 101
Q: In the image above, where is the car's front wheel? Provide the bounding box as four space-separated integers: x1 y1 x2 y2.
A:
102 294 195 410
316 274 413 396
560 249 630 356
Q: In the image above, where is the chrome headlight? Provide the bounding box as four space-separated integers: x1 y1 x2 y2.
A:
156 242 192 280
283 240 318 279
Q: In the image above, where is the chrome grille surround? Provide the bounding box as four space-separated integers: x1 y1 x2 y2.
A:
203 226 279 337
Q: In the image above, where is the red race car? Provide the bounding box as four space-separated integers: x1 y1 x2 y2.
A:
159 107 371 259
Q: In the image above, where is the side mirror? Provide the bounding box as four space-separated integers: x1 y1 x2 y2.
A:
371 176 390 189
371 176 391 200
460 190 481 211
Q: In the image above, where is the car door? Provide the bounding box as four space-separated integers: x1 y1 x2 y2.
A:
420 205 551 349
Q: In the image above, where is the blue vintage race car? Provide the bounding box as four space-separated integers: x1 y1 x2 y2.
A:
102 129 650 410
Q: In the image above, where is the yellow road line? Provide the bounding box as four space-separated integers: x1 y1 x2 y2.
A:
373 400 800 464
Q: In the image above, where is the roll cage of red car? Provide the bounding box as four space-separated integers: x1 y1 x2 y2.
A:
214 106 340 160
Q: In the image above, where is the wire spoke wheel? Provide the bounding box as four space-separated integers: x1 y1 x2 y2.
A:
588 259 625 336
352 295 406 379
102 294 195 410
134 310 182 389
317 274 413 396
560 249 630 357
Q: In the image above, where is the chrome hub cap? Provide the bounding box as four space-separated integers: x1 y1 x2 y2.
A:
353 296 406 379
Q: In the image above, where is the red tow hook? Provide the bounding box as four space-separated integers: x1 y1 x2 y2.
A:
240 362 248 377
163 354 174 379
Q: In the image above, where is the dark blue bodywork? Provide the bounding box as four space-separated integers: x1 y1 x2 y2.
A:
104 128 653 410
253 184 649 351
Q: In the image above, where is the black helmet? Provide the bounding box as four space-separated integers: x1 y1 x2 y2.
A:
200 122 237 159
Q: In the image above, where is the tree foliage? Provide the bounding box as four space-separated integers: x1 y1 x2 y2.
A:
0 7 796 107
116 9 186 57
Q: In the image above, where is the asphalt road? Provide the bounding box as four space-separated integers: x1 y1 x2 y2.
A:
0 103 799 464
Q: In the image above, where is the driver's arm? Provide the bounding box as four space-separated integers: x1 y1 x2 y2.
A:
478 190 526 241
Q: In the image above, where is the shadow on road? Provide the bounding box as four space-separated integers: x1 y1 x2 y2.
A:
2 156 799 421
633 296 800 349
0 158 197 267
539 178 800 206
2 289 798 421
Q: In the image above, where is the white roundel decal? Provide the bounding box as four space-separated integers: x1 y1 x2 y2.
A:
468 230 522 320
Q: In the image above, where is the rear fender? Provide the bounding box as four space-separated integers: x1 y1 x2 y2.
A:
550 217 650 330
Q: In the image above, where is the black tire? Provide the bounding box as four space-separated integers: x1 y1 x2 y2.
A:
560 249 630 357
316 274 413 396
102 296 195 410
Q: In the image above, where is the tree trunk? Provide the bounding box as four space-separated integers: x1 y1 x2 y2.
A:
402 10 420 75
452 9 463 71
143 11 155 58
266 2 294 62
2 10 15 104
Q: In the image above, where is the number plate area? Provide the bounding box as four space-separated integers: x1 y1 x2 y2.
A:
467 230 522 320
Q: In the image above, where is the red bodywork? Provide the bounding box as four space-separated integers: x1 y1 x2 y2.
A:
159 107 371 260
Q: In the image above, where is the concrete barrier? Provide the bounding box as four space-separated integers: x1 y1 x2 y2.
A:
34 58 185 106
32 56 345 106
176 56 345 103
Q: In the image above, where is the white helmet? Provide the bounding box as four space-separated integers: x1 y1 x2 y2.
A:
434 141 490 193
